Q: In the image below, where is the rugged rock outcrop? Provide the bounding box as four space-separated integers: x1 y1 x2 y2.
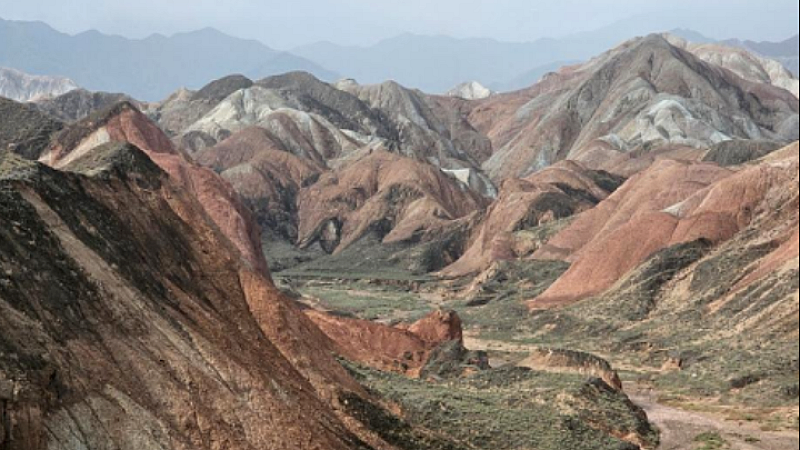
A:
195 126 324 244
148 75 255 137
0 67 78 102
172 72 391 156
468 34 798 181
519 349 623 391
159 73 497 196
38 102 267 274
527 143 799 406
335 79 495 192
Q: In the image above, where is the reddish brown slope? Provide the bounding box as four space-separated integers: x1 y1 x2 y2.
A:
0 146 370 450
467 35 798 182
297 150 488 254
443 161 624 277
39 102 268 274
305 309 464 377
532 146 799 308
195 126 323 242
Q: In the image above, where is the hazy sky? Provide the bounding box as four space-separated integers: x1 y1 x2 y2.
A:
1 0 797 49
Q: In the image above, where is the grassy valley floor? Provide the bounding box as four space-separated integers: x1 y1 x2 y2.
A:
279 265 799 450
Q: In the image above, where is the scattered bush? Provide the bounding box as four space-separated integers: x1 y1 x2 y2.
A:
693 432 728 450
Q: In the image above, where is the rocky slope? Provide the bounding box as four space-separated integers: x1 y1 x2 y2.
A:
1 145 374 450
168 73 495 196
523 143 799 410
148 75 255 137
443 160 624 277
194 126 324 252
305 309 469 377
0 97 63 159
666 35 799 98
36 102 269 274
0 67 78 102
175 76 387 159
334 79 494 185
532 143 798 308
467 34 798 181
296 150 488 256
4 100 508 450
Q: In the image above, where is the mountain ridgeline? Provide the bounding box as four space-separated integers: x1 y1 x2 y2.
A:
0 17 337 101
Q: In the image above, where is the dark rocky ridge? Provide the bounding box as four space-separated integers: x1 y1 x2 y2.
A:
0 98 62 160
34 89 137 123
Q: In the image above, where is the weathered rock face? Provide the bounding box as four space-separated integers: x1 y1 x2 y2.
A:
0 67 78 103
532 143 799 309
468 34 798 181
0 147 374 450
407 310 463 345
525 144 798 406
336 80 494 182
169 73 391 156
156 73 496 197
149 74 288 145
296 150 488 255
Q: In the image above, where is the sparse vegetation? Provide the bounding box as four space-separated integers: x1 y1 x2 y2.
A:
693 432 728 450
343 361 658 450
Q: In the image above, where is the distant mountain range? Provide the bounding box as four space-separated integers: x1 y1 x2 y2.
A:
293 31 636 94
0 17 337 101
295 25 799 94
724 35 799 76
2 15 797 101
672 29 799 76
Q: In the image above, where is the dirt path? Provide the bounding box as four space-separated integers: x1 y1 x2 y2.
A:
628 387 798 450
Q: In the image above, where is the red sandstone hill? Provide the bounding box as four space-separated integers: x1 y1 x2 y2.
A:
465 34 798 182
532 142 799 309
38 102 268 274
195 126 324 244
305 309 465 377
443 160 624 277
296 150 489 254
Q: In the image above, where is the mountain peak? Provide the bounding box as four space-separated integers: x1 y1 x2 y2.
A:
446 81 495 100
